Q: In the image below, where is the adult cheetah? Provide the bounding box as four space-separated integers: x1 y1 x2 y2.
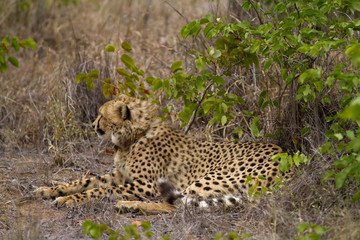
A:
35 95 289 213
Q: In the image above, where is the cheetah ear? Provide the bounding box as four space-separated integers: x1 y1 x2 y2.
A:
114 101 131 121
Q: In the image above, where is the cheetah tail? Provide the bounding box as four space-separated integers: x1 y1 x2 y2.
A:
157 179 242 208
157 178 183 205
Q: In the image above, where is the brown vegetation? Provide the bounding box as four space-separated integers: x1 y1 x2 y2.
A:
0 0 359 239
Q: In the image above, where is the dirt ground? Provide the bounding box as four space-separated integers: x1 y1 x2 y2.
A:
2 148 359 239
0 149 263 240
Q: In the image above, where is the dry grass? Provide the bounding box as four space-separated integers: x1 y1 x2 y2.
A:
0 0 359 239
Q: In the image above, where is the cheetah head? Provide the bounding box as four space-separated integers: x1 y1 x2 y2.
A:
92 96 158 148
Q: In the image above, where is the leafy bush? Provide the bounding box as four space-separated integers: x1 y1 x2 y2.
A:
0 36 36 73
293 222 328 240
77 0 360 200
82 220 165 240
82 220 328 240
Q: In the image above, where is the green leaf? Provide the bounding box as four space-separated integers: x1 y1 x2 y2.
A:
312 225 327 235
281 69 288 81
141 221 151 231
340 97 360 121
212 76 225 85
146 76 155 85
322 170 335 181
333 133 343 140
301 126 310 136
86 78 95 90
105 44 119 52
145 231 153 238
203 22 214 38
162 235 170 240
297 222 309 234
264 58 273 70
11 37 20 51
221 115 227 126
171 61 183 73
76 73 86 83
279 157 290 172
335 170 349 189
258 175 266 180
299 71 309 84
121 41 132 52
233 127 243 138
102 78 112 98
152 78 162 91
228 232 239 240
242 1 251 11
352 188 360 202
250 117 260 137
82 221 93 234
87 69 99 79
195 57 206 71
8 56 19 68
121 54 136 71
117 68 131 77
25 38 36 50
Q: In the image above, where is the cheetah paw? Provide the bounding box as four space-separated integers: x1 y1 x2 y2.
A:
34 187 57 199
52 196 75 207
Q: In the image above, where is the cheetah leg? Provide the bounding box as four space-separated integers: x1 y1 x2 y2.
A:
34 170 129 199
52 181 157 207
116 200 176 214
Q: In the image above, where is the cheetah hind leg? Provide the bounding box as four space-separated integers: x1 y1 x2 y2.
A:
115 200 176 214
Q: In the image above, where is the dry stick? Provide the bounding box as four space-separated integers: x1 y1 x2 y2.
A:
184 83 213 135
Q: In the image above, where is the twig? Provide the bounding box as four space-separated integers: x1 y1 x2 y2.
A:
28 93 40 115
184 83 213 134
251 63 257 91
248 0 264 25
164 1 188 24
294 3 302 32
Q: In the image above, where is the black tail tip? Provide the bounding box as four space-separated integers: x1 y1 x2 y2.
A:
157 178 182 205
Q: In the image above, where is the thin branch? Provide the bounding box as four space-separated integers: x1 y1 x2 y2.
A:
248 0 264 25
294 3 302 33
164 1 188 24
184 83 213 134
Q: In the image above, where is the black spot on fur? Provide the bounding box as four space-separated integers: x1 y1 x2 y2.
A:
84 179 91 188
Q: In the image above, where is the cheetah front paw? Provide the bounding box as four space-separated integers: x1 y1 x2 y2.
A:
52 196 76 207
34 186 58 199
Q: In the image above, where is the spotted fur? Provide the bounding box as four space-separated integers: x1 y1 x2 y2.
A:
35 95 289 213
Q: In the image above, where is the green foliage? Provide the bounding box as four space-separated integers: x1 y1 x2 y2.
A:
82 220 154 240
321 97 360 201
214 231 251 240
245 175 272 198
60 0 77 6
272 151 311 173
75 70 99 90
0 35 36 73
82 220 248 240
75 0 360 200
293 222 327 240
